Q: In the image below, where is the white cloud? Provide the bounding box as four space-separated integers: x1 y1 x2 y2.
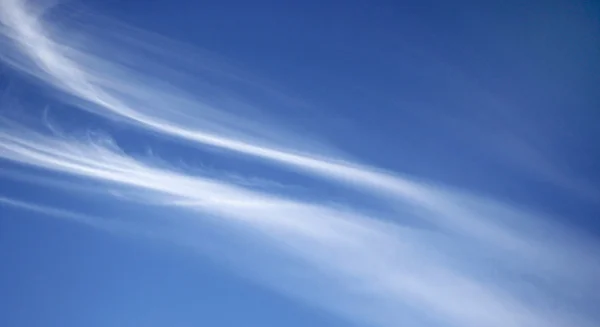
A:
1 1 599 326
0 0 568 254
0 125 598 327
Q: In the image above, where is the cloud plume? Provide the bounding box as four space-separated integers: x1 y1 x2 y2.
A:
1 1 599 327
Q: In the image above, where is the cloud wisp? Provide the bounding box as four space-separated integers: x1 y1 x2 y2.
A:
0 0 586 258
1 1 599 327
1 119 599 327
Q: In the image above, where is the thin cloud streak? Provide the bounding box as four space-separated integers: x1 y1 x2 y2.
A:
0 125 598 327
1 1 599 326
0 0 576 255
0 195 139 234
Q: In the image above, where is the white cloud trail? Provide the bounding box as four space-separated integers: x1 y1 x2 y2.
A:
0 0 579 258
1 1 599 326
1 119 599 327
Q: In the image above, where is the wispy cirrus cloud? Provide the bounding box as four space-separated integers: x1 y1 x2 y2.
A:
1 126 598 327
1 1 599 327
0 0 580 255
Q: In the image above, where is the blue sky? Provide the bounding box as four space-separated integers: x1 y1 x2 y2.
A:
1 0 599 327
